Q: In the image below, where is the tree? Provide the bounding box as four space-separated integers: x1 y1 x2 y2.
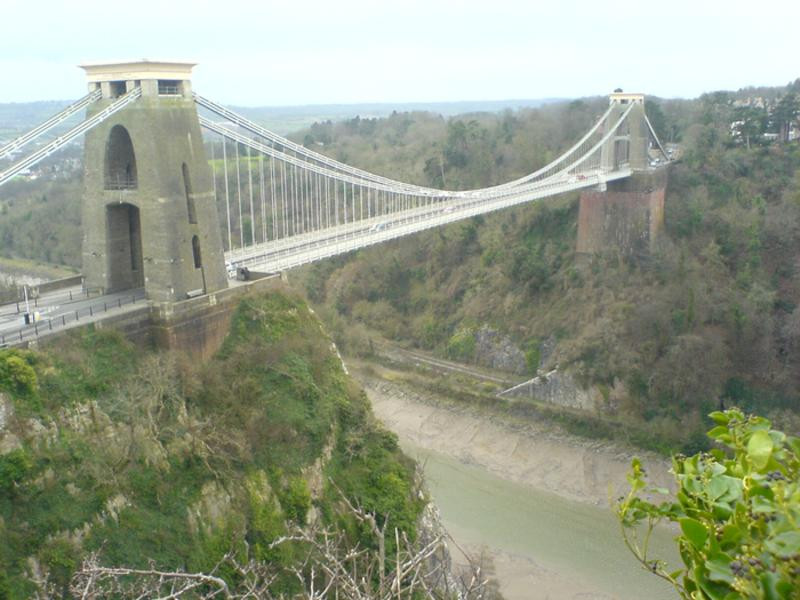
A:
772 93 799 143
646 101 669 145
733 106 767 149
617 409 800 599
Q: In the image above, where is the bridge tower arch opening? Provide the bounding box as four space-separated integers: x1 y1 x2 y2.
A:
104 125 137 190
80 60 227 302
106 202 144 291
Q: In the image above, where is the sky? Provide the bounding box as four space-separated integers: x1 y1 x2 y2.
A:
1 0 798 107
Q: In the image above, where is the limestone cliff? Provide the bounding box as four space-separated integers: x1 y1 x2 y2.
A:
0 290 422 598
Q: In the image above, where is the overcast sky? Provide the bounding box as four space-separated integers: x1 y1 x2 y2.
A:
1 0 798 106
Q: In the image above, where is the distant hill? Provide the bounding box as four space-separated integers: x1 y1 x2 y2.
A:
0 97 565 139
229 98 566 134
0 100 73 140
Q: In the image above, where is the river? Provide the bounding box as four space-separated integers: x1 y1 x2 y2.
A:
359 373 681 599
407 443 679 600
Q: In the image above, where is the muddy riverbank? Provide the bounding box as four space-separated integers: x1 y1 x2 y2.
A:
358 374 674 507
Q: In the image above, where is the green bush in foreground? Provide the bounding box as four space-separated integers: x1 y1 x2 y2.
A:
617 409 800 599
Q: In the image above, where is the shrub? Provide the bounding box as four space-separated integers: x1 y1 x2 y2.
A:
281 477 311 525
0 570 10 600
38 538 79 590
446 328 475 362
0 448 32 493
524 339 541 375
0 350 37 395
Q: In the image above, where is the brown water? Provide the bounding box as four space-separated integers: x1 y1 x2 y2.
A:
406 443 680 600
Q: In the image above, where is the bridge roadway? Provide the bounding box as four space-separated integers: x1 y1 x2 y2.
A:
0 285 145 346
225 168 632 273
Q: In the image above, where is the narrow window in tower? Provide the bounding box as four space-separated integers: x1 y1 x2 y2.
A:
192 235 202 269
182 163 197 223
128 205 141 272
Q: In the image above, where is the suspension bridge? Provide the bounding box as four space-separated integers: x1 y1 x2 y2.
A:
0 61 669 342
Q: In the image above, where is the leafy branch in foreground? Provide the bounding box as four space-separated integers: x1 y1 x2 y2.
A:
617 409 800 599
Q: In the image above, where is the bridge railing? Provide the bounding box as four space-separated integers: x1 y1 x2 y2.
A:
104 176 137 190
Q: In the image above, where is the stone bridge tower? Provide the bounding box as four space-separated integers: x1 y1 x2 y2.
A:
80 61 227 302
577 91 665 256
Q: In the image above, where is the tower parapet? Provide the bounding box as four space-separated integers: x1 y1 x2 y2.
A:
80 60 227 303
80 60 195 100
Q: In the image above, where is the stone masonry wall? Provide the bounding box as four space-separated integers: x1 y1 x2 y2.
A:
576 169 668 256
25 276 283 361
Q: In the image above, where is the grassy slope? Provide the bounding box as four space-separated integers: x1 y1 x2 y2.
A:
0 289 421 598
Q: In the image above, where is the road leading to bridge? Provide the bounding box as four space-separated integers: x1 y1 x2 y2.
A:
0 286 145 346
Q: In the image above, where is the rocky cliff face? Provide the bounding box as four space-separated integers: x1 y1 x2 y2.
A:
500 368 596 410
473 326 527 374
0 392 20 453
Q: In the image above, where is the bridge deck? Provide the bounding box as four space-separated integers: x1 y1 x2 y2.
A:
225 169 631 273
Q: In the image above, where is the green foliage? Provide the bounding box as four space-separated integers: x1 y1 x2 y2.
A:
17 329 139 417
38 538 79 591
0 570 10 600
280 477 311 525
618 409 800 599
327 393 424 553
223 292 304 347
524 339 541 375
417 316 446 350
0 350 38 395
0 159 83 267
446 327 476 362
245 471 288 563
0 449 32 493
